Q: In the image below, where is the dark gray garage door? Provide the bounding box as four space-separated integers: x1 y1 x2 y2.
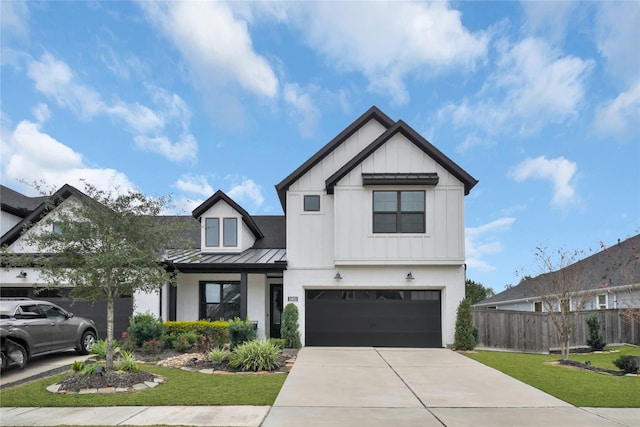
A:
306 289 441 347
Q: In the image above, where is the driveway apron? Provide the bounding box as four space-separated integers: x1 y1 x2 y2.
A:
262 347 633 427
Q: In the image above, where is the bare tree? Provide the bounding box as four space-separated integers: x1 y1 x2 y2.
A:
530 246 598 360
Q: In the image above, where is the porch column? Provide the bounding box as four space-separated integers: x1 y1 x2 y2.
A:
240 272 248 320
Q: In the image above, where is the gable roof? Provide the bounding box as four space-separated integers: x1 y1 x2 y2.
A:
0 184 90 247
275 106 395 211
476 234 640 307
325 120 478 195
191 190 264 240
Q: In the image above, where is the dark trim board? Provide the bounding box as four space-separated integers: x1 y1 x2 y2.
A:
305 289 442 347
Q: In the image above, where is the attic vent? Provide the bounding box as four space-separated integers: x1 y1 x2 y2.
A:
362 173 439 186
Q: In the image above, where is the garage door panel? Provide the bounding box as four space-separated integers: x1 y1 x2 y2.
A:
306 290 441 348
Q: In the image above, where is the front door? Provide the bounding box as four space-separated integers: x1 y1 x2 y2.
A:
270 284 283 338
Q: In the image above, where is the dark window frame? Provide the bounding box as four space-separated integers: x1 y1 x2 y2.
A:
199 281 241 321
303 195 321 212
373 190 425 233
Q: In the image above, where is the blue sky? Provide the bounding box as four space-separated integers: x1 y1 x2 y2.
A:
1 1 638 292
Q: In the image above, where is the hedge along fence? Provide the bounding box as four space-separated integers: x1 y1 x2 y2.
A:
473 309 640 353
164 320 229 347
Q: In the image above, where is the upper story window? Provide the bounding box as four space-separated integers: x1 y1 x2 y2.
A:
52 223 63 234
205 217 238 248
373 190 425 233
205 218 219 247
597 294 607 310
223 218 237 247
303 195 320 212
534 301 543 312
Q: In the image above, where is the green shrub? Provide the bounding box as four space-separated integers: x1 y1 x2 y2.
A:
585 313 607 351
128 313 165 347
80 362 103 376
116 351 140 372
229 340 281 372
71 360 85 372
453 298 476 351
172 332 198 352
208 346 232 364
140 338 164 355
281 303 301 349
269 338 285 350
90 339 120 359
164 320 229 348
613 355 640 374
228 317 257 349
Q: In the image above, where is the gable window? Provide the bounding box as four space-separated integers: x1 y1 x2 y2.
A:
199 282 240 320
52 223 63 235
597 294 607 310
205 218 219 247
373 190 425 233
303 195 320 212
223 218 237 246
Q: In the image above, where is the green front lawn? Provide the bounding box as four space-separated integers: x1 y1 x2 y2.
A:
0 365 286 407
464 345 640 408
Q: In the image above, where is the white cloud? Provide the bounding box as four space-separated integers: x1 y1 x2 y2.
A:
1 120 135 196
139 1 278 99
466 217 516 272
32 103 50 124
174 175 214 198
226 177 264 212
520 1 579 42
594 82 640 139
440 37 593 139
509 156 578 208
283 83 320 139
594 2 640 86
0 1 29 40
25 53 197 162
282 2 488 104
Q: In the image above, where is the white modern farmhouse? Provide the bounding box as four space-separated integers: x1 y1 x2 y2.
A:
1 106 478 347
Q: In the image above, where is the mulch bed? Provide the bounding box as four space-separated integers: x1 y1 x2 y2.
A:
56 348 298 392
557 359 625 376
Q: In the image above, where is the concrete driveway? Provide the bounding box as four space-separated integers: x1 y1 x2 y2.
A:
262 347 637 427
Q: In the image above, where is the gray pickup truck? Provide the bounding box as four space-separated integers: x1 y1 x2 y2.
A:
1 298 98 370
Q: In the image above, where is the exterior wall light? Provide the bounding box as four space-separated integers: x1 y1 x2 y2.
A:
16 270 27 279
406 272 414 280
334 272 342 280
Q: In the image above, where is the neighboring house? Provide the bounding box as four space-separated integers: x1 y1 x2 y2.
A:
475 234 640 313
1 106 478 348
0 184 134 338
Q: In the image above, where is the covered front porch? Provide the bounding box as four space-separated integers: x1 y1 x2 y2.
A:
135 247 287 340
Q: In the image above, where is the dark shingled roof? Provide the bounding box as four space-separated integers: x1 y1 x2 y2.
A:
1 185 46 218
476 235 640 307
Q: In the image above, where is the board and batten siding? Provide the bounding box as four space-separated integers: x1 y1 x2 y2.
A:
333 133 465 264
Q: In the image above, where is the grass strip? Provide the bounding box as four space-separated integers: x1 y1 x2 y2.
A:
0 365 286 407
464 345 640 407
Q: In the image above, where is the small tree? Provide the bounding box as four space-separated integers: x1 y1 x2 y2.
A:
585 313 606 352
465 279 495 305
453 298 476 351
531 246 598 360
281 303 301 349
4 183 189 368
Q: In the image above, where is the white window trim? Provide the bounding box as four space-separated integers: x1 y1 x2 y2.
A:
301 193 323 214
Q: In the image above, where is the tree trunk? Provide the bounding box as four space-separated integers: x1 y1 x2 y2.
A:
106 289 115 369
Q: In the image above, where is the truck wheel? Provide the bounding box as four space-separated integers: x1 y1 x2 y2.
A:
77 331 96 355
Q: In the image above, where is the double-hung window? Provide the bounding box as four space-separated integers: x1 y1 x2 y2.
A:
373 190 425 233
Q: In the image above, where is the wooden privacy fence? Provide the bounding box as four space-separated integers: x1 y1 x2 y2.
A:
472 309 640 353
